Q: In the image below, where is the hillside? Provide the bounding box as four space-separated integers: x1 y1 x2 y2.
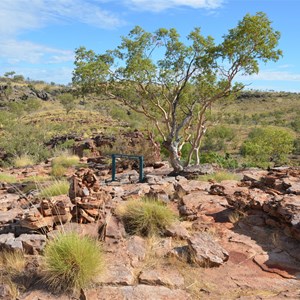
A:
0 78 299 299
0 78 299 168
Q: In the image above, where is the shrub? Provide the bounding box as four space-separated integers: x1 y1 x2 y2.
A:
43 232 103 292
59 93 76 114
202 125 235 152
200 152 239 169
0 121 50 163
240 126 295 167
12 154 35 167
39 180 69 197
116 197 176 236
198 171 241 182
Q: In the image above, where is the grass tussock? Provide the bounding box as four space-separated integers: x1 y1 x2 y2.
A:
39 180 69 197
0 251 26 300
0 172 17 183
52 153 80 168
198 171 241 183
43 232 104 293
0 250 26 276
12 154 35 168
21 175 51 183
116 197 176 237
50 164 67 178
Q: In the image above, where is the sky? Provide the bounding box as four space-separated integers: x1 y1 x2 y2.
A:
1 0 300 92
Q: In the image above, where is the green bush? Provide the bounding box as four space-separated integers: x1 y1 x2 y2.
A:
59 93 76 114
240 126 295 168
200 152 239 169
43 232 103 292
0 121 50 163
202 125 235 152
116 197 176 236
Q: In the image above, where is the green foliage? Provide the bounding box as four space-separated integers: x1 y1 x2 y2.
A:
0 121 50 163
241 126 295 167
198 171 241 182
116 197 176 236
72 46 113 97
39 180 69 197
200 152 239 169
4 71 16 78
43 232 103 292
202 125 235 152
291 114 300 132
59 93 76 114
73 12 282 170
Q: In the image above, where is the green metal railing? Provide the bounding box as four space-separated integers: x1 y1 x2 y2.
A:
111 154 144 182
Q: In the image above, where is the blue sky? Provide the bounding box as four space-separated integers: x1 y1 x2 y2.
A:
1 0 300 91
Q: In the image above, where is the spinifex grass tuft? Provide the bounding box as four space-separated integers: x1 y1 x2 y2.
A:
43 232 104 293
52 153 80 168
116 197 176 237
39 180 69 197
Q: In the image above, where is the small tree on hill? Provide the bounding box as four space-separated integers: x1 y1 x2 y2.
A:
59 93 76 114
73 12 282 172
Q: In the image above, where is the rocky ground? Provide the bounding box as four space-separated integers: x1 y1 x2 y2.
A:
0 160 299 300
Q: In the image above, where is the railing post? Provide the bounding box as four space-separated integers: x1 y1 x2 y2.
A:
112 154 116 181
139 156 144 182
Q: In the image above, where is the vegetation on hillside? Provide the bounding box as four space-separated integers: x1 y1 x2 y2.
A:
0 14 299 170
73 12 282 172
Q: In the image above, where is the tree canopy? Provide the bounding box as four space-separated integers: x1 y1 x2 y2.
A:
72 12 282 172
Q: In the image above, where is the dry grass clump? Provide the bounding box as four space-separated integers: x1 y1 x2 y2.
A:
0 250 26 299
198 171 241 183
12 154 35 168
0 250 26 276
116 197 176 236
50 152 80 178
0 172 17 183
42 232 104 293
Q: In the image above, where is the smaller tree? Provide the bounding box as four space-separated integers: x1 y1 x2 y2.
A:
4 71 15 78
241 126 295 167
59 93 76 114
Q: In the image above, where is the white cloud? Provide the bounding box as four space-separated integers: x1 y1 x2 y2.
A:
245 70 300 82
0 0 123 37
124 0 224 11
2 66 74 84
0 39 74 64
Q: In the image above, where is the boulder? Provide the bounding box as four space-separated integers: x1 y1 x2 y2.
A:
187 232 229 267
139 267 185 288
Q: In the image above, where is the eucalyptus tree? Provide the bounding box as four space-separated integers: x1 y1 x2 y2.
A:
73 12 282 172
